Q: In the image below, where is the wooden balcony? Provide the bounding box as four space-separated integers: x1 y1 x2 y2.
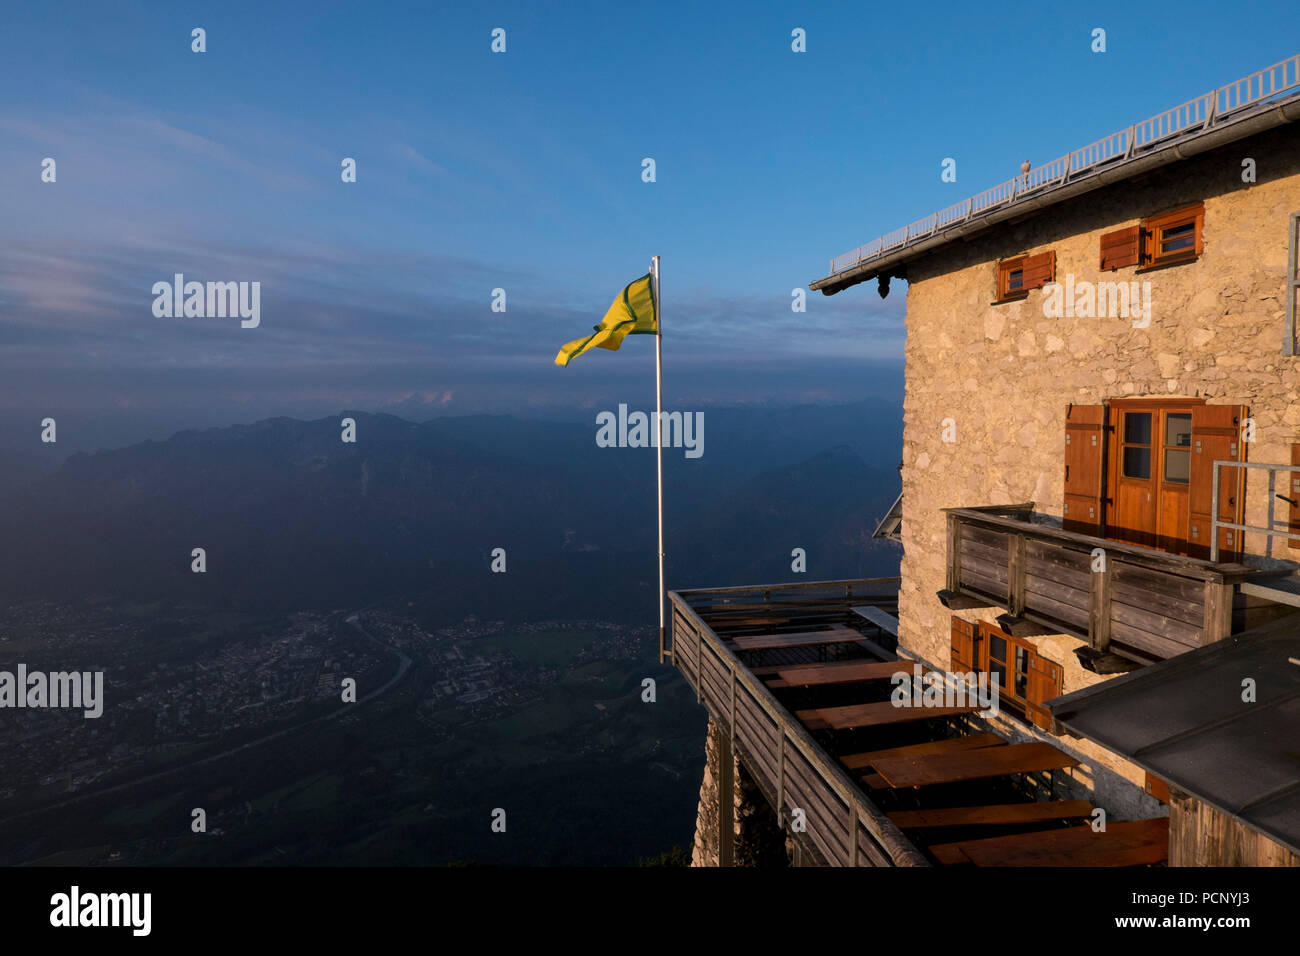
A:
945 504 1261 663
669 578 925 867
669 577 1171 867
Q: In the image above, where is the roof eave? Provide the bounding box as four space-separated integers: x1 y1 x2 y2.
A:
810 93 1300 296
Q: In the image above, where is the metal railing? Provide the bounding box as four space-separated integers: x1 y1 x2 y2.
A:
828 53 1300 277
1211 460 1300 561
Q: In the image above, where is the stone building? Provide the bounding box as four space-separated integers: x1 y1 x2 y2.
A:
681 53 1300 867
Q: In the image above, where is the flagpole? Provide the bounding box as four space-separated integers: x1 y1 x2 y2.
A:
652 255 666 664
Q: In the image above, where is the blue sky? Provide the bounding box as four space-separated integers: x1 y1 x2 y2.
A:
1 0 1296 449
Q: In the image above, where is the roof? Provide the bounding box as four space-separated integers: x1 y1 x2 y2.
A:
811 53 1300 296
1048 612 1300 856
872 491 902 541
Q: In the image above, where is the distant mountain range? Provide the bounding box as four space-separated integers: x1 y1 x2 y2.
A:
0 402 903 624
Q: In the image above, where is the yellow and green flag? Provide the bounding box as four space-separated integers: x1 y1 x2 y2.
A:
555 273 657 366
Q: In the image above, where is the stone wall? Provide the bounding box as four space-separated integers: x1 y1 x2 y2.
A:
896 123 1300 788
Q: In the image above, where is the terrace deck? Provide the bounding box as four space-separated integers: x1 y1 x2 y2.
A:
669 577 1169 867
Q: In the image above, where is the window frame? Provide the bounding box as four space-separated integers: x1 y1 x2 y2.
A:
973 622 1057 718
1141 203 1204 268
1120 410 1153 481
996 255 1028 302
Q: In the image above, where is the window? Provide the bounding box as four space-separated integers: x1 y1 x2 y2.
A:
1141 203 1204 268
1121 411 1152 480
1097 203 1205 272
995 251 1055 302
952 619 1063 730
1163 412 1192 485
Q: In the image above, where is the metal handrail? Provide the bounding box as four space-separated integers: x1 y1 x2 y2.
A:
828 53 1300 277
1210 460 1300 561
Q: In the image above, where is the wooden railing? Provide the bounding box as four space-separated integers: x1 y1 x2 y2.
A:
945 505 1259 662
668 580 927 867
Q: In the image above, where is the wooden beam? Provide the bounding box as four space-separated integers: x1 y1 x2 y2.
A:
1090 558 1113 653
946 513 961 592
937 589 994 610
994 614 1058 637
1202 580 1233 644
1008 533 1026 616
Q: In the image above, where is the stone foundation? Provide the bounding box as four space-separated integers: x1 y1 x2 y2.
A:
690 716 788 867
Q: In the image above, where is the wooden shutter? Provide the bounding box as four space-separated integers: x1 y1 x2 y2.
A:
1188 405 1247 560
950 616 975 672
1025 653 1063 731
1021 251 1055 290
1099 225 1141 271
1290 444 1300 551
1063 404 1107 536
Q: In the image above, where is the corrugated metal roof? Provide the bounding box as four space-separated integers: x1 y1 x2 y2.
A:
1049 612 1300 855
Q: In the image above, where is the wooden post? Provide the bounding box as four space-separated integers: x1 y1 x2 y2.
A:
848 804 859 867
1202 579 1233 644
946 513 962 592
718 732 735 867
1008 533 1026 616
1090 558 1113 653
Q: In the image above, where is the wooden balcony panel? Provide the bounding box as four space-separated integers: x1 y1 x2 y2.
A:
944 506 1258 662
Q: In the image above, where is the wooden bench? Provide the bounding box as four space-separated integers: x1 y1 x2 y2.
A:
851 605 900 637
727 627 865 652
930 818 1170 866
797 700 980 732
765 659 907 689
840 732 1006 771
887 799 1094 830
870 742 1081 790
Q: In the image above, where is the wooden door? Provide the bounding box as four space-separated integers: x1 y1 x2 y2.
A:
1110 408 1158 547
1188 405 1247 560
1063 405 1107 535
1155 409 1193 555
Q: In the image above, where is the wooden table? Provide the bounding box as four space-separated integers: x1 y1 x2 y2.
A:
930 818 1170 866
888 799 1093 830
766 659 909 689
851 605 900 636
727 627 865 652
840 732 1006 771
796 700 979 732
870 741 1081 789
